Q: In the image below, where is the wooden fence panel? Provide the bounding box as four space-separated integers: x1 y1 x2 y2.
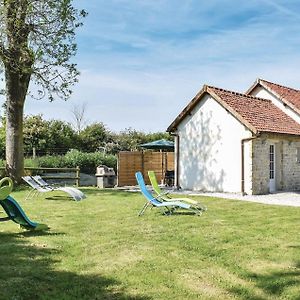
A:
166 152 175 171
117 151 174 186
117 151 143 186
144 152 162 184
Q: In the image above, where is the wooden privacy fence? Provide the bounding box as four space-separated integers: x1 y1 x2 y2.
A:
117 151 174 186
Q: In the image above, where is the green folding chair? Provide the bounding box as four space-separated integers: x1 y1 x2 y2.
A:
148 170 207 211
136 172 202 216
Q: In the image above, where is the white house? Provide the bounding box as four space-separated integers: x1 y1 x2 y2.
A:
167 81 300 195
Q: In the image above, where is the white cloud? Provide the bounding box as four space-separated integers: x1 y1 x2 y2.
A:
21 0 300 132
262 0 300 20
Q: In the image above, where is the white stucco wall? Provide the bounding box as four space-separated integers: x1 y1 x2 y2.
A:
176 94 252 193
250 86 300 124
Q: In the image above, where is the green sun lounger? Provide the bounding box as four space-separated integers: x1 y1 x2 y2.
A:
148 170 207 211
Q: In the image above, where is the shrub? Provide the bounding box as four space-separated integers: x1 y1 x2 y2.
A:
23 150 117 174
64 150 117 174
35 155 67 168
3 150 117 175
24 158 39 168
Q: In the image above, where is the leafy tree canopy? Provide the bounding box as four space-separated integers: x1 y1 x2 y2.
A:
0 114 172 159
0 0 86 182
23 114 48 154
78 122 110 152
0 0 87 101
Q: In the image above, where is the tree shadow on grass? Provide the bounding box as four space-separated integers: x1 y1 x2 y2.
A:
94 190 137 197
287 244 300 249
44 195 77 201
228 265 300 300
19 230 65 238
0 232 151 300
248 269 300 297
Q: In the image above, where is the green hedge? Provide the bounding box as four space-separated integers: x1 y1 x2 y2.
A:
24 150 117 174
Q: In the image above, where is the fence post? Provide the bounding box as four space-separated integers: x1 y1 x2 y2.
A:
141 150 145 179
117 152 120 187
76 166 80 187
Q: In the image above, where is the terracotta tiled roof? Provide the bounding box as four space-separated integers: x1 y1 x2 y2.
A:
208 86 300 135
247 78 300 114
167 84 300 136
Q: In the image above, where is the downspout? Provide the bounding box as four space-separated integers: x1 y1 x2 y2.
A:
170 132 180 189
241 133 260 195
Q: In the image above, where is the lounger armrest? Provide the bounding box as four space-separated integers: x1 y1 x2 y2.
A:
159 190 170 196
156 192 171 200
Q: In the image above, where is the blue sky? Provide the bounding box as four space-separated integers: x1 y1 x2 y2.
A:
24 0 300 132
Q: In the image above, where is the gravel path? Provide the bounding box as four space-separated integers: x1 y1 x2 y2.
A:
119 186 300 207
178 190 300 207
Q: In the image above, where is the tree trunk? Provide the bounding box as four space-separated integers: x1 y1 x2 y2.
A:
2 1 34 184
5 67 30 184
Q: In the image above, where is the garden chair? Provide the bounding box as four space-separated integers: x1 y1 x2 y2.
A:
22 176 84 201
0 177 48 230
33 175 86 200
135 171 202 216
148 170 207 211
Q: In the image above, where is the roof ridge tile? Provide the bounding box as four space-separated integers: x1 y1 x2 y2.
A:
259 78 300 92
207 85 271 102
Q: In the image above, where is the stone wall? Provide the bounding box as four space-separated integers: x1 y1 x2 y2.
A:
45 172 97 186
282 140 300 190
251 138 269 194
251 134 300 194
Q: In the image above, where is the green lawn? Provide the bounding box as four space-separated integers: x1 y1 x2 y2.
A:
0 188 300 300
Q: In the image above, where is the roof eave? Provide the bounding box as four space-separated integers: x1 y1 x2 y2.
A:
166 85 208 132
167 85 259 134
258 81 300 116
206 87 258 135
259 130 300 137
245 78 260 95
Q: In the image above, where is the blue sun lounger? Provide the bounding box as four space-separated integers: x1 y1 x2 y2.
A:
135 171 202 216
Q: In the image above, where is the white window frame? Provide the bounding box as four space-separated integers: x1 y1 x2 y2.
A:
297 147 300 163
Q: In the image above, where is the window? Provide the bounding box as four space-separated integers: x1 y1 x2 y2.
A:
270 145 274 179
297 147 300 163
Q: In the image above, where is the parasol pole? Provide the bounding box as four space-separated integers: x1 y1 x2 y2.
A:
160 149 164 185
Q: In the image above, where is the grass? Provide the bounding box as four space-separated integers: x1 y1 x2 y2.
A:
0 188 300 299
